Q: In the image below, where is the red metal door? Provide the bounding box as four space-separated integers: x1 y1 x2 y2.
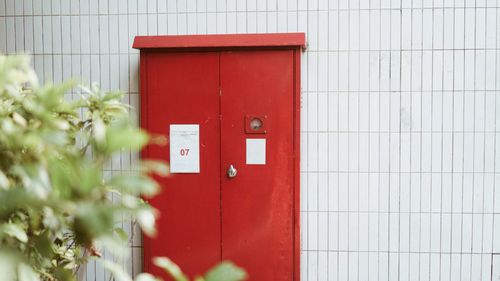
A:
220 50 295 281
137 34 302 281
143 52 221 278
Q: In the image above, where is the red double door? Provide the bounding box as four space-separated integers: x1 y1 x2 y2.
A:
142 49 298 281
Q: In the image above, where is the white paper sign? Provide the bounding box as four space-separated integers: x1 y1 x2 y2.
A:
246 138 266 165
169 124 200 173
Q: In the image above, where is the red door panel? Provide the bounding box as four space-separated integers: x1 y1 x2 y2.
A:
220 50 295 281
144 52 221 279
142 48 299 281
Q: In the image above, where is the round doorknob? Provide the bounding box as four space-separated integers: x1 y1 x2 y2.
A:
227 164 237 178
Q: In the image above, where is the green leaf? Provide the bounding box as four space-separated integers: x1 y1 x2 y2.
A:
108 174 159 196
114 227 129 242
102 115 149 152
136 209 157 237
153 257 189 281
0 189 36 216
204 262 248 281
140 160 169 177
101 90 125 102
134 273 161 281
53 266 75 281
32 230 53 258
106 127 149 152
47 158 75 198
93 116 106 145
79 163 102 194
2 223 28 243
0 250 21 281
74 205 115 245
17 263 39 281
0 170 10 189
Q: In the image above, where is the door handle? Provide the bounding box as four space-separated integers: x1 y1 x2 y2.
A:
227 164 237 178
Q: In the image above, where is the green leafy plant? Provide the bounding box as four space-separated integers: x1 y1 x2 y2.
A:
105 258 247 281
153 257 247 281
0 54 247 281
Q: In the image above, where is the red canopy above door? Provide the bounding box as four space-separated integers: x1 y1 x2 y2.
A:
133 33 306 50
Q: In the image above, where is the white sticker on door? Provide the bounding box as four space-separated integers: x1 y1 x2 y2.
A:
246 138 266 165
169 124 200 173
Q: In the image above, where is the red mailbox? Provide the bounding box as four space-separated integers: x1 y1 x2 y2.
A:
133 33 304 281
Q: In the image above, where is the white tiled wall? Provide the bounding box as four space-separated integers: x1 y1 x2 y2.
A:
2 0 500 280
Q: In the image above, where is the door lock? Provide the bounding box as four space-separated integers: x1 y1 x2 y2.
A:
227 164 237 178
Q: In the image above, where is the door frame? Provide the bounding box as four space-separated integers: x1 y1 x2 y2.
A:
134 33 305 280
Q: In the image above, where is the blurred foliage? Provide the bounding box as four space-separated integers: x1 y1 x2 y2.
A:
103 258 247 281
153 258 247 281
0 54 247 281
0 53 164 280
